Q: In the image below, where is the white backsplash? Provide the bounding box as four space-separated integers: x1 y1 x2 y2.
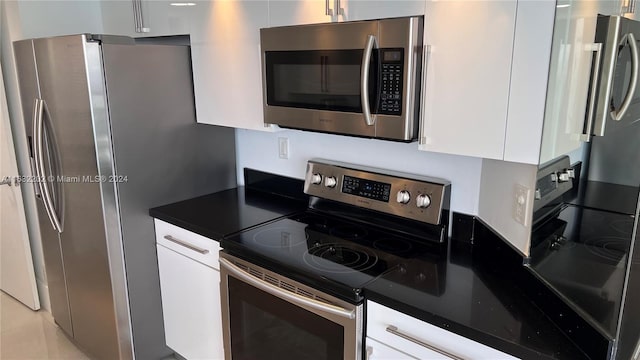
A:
235 128 483 215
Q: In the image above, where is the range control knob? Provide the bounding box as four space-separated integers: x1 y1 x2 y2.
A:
311 173 322 185
324 176 337 188
416 194 431 209
396 190 411 204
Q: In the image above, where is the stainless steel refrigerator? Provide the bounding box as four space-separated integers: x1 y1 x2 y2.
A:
13 34 236 360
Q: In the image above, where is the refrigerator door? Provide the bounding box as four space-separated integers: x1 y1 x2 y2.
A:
12 39 73 336
32 35 122 360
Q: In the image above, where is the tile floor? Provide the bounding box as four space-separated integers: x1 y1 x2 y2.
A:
0 291 89 359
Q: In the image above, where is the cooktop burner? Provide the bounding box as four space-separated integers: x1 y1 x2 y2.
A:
222 209 446 302
221 159 451 303
303 243 380 274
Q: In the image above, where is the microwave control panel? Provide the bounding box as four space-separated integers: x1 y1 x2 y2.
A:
379 49 404 115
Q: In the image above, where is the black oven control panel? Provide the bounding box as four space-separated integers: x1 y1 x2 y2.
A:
304 159 451 226
342 175 391 203
379 49 404 115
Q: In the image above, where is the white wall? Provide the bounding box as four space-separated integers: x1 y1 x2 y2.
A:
235 128 483 215
477 159 538 256
1 0 104 310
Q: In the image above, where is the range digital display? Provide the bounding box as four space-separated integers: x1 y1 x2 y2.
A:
341 175 391 203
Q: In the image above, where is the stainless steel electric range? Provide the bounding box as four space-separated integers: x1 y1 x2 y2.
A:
219 159 451 360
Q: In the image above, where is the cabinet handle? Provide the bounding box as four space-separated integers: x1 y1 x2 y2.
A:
365 346 373 360
325 0 334 16
582 43 603 142
385 325 465 360
335 0 344 16
418 45 431 145
132 0 150 33
163 235 209 254
132 0 141 32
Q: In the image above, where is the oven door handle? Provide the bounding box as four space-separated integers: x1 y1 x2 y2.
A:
220 258 356 320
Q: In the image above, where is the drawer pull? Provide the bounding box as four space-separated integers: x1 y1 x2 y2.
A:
163 235 209 254
386 325 465 360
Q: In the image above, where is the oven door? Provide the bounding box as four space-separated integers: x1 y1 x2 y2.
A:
219 253 362 360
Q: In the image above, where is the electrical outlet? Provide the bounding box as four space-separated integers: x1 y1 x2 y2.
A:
278 137 289 159
514 184 530 226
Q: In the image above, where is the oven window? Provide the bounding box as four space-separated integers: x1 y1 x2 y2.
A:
228 277 344 360
265 50 379 113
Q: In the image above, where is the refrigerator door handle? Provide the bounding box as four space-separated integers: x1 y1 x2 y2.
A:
611 32 639 121
34 98 57 231
31 99 43 198
36 99 64 233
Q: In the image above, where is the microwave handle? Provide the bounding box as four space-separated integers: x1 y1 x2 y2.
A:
361 34 377 126
582 43 603 142
611 32 639 122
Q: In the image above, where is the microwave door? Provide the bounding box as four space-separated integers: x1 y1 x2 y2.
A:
592 16 640 137
263 48 379 137
588 16 640 188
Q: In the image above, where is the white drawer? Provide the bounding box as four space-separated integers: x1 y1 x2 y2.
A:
367 301 519 360
154 219 220 269
366 337 418 359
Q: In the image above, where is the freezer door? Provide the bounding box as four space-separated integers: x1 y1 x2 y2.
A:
32 35 122 360
12 39 73 336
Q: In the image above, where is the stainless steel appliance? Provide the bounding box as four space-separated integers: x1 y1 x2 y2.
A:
260 17 423 141
220 160 450 360
588 15 640 187
13 34 236 360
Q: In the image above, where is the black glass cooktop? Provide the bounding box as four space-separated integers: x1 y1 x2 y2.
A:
221 210 446 303
530 204 636 339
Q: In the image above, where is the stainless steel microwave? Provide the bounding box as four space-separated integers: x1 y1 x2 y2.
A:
260 16 424 142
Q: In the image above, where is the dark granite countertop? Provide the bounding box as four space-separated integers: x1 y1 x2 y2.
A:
148 170 593 359
364 239 591 360
149 169 309 240
149 187 307 240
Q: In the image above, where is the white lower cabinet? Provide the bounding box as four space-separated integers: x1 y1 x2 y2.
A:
154 220 224 360
367 301 518 360
366 337 418 359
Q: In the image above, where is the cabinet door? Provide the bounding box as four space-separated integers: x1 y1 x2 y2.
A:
343 0 425 22
366 338 418 359
367 302 518 359
157 244 223 360
419 1 516 160
100 0 196 37
539 0 624 164
138 0 197 36
191 1 277 131
100 1 138 37
269 0 333 27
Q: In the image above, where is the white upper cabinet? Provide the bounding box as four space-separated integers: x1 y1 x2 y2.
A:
419 1 517 161
343 0 425 22
621 0 639 19
268 0 334 27
268 0 425 27
190 1 276 131
101 1 197 37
